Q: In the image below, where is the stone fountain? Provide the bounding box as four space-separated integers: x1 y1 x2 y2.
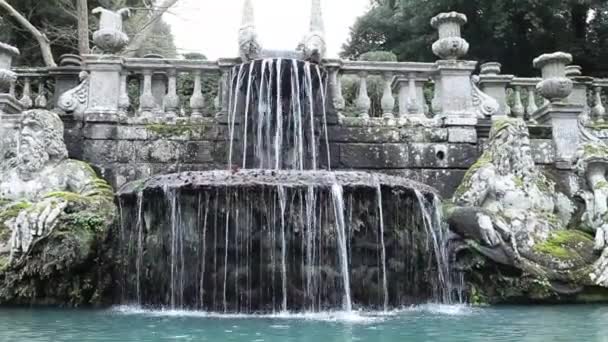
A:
2 0 608 310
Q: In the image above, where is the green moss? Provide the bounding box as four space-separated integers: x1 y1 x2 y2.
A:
0 256 7 272
590 123 608 130
595 180 608 190
513 176 524 188
582 143 608 158
453 153 492 199
533 230 593 260
146 123 208 138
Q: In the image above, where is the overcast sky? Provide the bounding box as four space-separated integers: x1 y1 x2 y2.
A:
164 0 371 60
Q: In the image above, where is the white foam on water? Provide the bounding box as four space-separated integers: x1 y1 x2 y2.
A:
110 306 387 324
405 304 475 316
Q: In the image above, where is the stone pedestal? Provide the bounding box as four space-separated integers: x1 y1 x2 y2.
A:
0 42 21 114
50 67 82 108
533 103 584 164
83 55 123 121
435 60 477 119
478 63 513 117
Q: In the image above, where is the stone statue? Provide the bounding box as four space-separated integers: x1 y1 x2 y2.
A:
575 125 608 251
92 7 131 54
238 0 262 62
297 0 327 63
0 110 115 268
447 118 603 301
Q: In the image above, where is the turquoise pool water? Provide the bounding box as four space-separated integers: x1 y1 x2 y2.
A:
0 305 607 341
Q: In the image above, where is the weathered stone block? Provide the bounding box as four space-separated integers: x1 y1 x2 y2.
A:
185 142 215 163
327 126 400 143
421 169 467 198
408 143 478 168
339 143 408 168
82 140 119 163
116 125 149 140
448 127 477 143
83 124 115 140
147 140 184 163
531 139 555 165
400 127 448 143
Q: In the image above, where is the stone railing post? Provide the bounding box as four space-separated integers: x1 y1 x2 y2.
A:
0 42 21 114
19 77 33 109
83 54 124 120
118 70 130 114
82 7 130 121
139 68 156 116
532 52 581 166
565 65 593 119
381 72 395 119
355 72 370 118
592 81 607 122
190 70 205 119
478 62 513 117
163 69 179 118
393 73 427 119
50 54 83 110
431 12 478 129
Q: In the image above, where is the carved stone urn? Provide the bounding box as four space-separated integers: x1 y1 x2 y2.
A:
92 7 131 54
430 12 469 60
533 52 573 103
480 62 502 75
0 42 19 92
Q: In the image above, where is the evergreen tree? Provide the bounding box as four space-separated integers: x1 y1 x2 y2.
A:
342 0 608 76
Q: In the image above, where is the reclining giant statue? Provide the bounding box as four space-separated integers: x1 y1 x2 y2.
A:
448 118 608 302
0 109 116 305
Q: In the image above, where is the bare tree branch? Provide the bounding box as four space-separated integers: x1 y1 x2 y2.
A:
0 0 56 67
123 0 178 57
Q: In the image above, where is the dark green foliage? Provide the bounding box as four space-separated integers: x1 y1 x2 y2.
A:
342 0 608 76
0 0 177 66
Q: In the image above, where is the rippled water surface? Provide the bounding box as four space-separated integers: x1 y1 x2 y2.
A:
1 305 608 341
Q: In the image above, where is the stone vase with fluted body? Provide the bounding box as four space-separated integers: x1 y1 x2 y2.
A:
431 12 469 60
533 52 573 103
92 7 131 54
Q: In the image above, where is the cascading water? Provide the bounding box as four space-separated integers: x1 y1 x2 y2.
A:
115 58 462 313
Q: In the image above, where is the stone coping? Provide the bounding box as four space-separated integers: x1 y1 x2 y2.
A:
118 170 440 197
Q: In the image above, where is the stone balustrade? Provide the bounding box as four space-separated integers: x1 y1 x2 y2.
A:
120 57 238 119
325 59 438 120
12 68 51 111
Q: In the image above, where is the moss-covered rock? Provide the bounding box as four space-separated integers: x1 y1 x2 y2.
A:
0 174 117 307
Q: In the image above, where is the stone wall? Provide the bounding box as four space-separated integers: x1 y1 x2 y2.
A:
62 116 555 198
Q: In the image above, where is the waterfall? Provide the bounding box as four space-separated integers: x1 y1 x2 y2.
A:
330 184 352 312
115 57 459 313
375 182 388 311
227 58 327 170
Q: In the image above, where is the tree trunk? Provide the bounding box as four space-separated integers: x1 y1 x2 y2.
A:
77 0 90 55
0 0 57 67
123 0 179 57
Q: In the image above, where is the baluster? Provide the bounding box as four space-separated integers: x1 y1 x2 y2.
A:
431 77 442 115
118 71 130 114
526 86 538 118
139 69 155 115
592 86 606 122
34 80 47 108
329 68 345 112
381 72 395 119
397 79 407 118
190 71 205 118
355 72 370 118
219 68 230 116
407 74 419 115
163 69 180 118
511 86 524 118
20 77 33 109
9 79 16 97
